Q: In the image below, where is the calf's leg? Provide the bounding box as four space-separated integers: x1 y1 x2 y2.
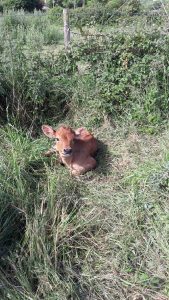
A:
71 157 96 176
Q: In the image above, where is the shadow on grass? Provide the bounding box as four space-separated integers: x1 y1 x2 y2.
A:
0 203 26 258
22 156 58 190
95 139 112 176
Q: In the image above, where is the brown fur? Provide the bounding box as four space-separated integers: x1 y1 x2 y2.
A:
42 125 98 176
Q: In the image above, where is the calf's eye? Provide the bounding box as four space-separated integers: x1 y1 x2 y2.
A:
55 137 59 142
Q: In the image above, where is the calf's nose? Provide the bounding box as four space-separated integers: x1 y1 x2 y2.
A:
64 148 72 155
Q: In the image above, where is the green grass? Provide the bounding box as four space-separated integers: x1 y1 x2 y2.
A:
0 122 169 299
0 4 169 299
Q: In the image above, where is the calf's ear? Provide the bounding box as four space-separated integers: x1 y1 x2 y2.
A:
42 125 56 138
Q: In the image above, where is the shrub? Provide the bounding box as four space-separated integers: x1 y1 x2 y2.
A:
121 0 142 16
106 0 125 9
62 24 169 129
52 0 85 7
0 3 3 12
150 1 163 10
1 9 29 29
69 5 121 26
64 0 143 27
46 0 54 8
47 5 63 23
43 24 63 45
3 0 43 11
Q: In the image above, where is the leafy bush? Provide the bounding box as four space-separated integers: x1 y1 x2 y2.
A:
46 0 54 8
69 4 121 26
62 24 169 130
0 3 3 12
106 0 125 9
122 0 142 15
68 0 144 27
3 0 43 11
47 5 63 23
43 24 63 45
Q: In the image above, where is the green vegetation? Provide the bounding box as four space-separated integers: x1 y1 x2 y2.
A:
0 0 43 11
0 2 169 299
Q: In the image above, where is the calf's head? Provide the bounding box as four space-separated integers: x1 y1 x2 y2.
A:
42 125 76 157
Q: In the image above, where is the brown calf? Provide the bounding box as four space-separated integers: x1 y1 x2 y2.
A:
42 125 98 176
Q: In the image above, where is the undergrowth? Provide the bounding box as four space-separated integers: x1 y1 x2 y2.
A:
0 8 169 132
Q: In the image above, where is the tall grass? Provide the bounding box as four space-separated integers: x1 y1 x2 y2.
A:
0 125 108 299
1 124 169 299
0 10 64 129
